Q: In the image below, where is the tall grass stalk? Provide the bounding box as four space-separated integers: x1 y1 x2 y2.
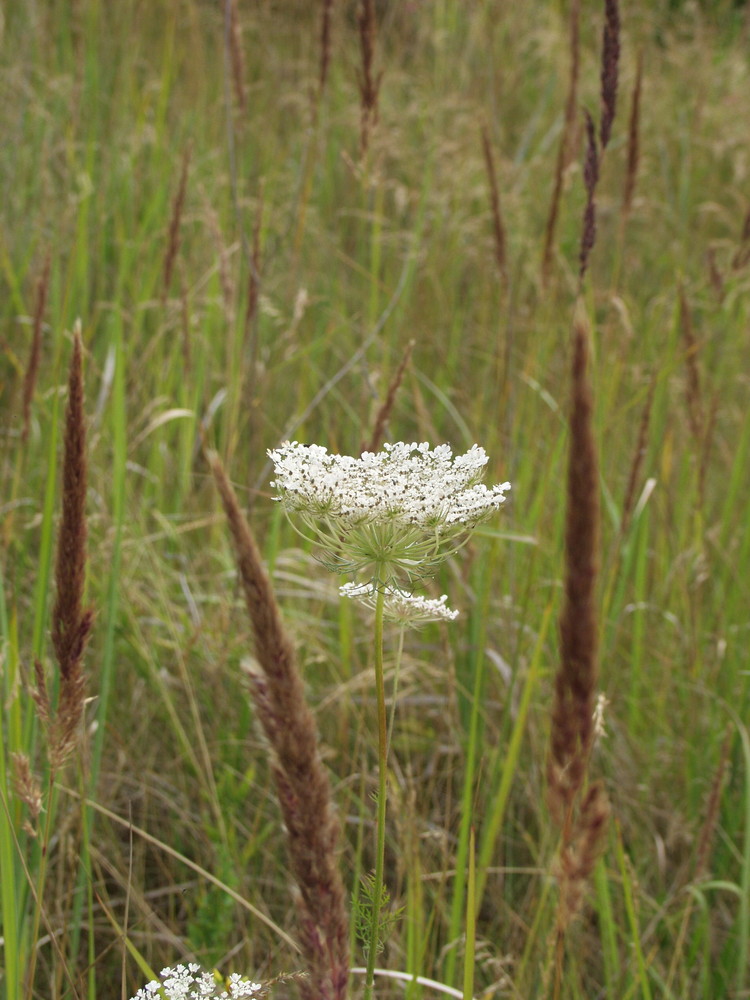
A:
444 558 492 987
0 569 21 1000
475 601 553 906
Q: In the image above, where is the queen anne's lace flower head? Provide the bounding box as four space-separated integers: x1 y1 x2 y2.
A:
130 965 262 1000
340 581 459 626
268 440 510 585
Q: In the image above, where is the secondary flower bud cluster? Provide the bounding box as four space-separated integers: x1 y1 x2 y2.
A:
339 581 460 626
268 441 510 618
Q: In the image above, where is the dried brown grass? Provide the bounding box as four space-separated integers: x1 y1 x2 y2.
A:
34 323 93 769
546 310 610 993
547 313 601 825
731 207 750 270
621 51 643 219
666 723 733 991
357 0 382 158
578 111 600 286
162 145 192 301
209 452 349 1000
318 0 335 100
599 0 621 150
542 0 580 286
21 252 51 444
363 339 414 454
481 125 508 288
678 285 704 444
179 262 192 375
227 0 246 112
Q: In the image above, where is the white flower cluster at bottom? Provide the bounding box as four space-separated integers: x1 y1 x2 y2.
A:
130 965 262 1000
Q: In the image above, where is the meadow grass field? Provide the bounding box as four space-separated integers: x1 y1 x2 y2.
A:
2 1 750 997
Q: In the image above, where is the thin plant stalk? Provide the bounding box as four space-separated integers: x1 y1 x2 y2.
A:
462 827 476 1000
24 770 58 999
365 584 388 1000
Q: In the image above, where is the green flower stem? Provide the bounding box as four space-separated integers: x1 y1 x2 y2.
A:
365 584 388 1000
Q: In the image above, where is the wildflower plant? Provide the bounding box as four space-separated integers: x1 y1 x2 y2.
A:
269 439 510 999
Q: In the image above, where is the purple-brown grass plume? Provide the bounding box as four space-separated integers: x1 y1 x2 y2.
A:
542 0 580 285
547 314 601 823
363 339 414 454
600 0 621 150
357 0 382 157
21 252 51 444
622 52 643 219
481 125 508 287
546 310 610 993
162 145 191 300
209 452 349 1000
40 323 93 768
578 112 600 285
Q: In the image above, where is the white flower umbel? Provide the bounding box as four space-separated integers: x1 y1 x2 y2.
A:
268 440 510 586
130 965 262 1000
340 581 459 626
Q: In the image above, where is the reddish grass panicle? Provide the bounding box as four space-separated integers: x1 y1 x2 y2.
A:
545 311 610 997
209 452 349 1000
547 314 602 825
21 251 51 444
162 145 192 300
599 0 621 150
542 0 580 285
481 124 508 287
33 322 94 769
578 111 600 285
621 51 643 219
227 0 246 112
318 0 335 101
362 339 415 454
357 0 382 157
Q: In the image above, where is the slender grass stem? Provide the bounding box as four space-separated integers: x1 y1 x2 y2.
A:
24 775 58 1000
0 567 21 1000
